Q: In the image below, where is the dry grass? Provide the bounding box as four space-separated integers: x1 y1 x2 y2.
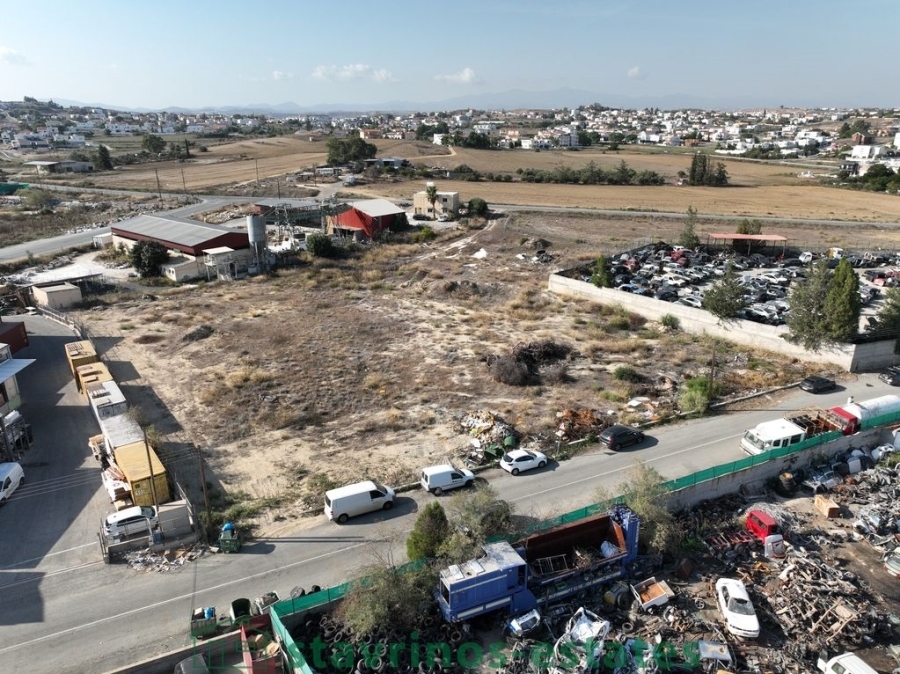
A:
57 136 900 222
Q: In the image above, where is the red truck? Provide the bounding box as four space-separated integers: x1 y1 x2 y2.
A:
705 510 785 558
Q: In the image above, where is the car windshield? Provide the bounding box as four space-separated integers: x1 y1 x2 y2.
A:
373 482 387 493
743 432 764 450
727 596 755 615
502 454 513 463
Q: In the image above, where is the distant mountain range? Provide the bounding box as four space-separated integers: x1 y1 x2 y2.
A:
50 88 848 115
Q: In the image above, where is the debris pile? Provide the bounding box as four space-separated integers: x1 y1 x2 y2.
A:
182 325 214 342
457 410 518 446
483 341 573 386
555 408 611 442
123 545 205 572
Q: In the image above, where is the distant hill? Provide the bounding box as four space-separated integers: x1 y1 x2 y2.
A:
21 89 854 116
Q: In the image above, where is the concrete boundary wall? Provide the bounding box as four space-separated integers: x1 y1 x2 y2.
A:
548 274 863 368
665 427 891 511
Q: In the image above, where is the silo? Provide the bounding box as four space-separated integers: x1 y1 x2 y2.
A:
247 215 267 273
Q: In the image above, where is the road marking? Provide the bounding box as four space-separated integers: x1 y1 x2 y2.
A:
0 542 369 654
1 542 98 569
512 432 745 502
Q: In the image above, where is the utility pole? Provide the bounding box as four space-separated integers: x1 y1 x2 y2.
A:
154 169 162 202
198 445 212 543
181 168 187 196
143 426 161 535
276 177 281 200
255 158 260 185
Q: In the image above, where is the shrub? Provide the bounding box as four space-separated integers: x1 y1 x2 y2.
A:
412 226 435 243
488 356 531 386
614 366 641 382
660 314 681 330
306 233 337 258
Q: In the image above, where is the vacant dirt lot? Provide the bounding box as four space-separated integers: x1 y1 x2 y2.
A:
70 207 877 534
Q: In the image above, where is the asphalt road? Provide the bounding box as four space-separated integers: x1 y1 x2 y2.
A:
0 195 247 264
0 315 897 673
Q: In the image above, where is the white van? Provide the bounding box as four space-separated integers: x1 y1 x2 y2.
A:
0 462 24 503
420 464 475 495
325 481 395 524
103 505 158 538
818 652 878 674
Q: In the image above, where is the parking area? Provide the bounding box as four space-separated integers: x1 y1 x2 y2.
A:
585 244 898 330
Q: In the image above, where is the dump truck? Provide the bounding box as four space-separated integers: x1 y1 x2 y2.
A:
436 505 640 622
741 394 900 455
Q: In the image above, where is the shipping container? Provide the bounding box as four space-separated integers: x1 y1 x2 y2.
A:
75 361 113 394
87 381 128 425
98 413 144 456
114 441 170 506
64 340 98 377
0 322 29 353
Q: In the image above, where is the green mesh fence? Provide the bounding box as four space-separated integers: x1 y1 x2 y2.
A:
268 418 880 670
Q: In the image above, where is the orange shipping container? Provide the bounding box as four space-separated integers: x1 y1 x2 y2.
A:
75 361 113 394
64 340 98 377
113 441 170 507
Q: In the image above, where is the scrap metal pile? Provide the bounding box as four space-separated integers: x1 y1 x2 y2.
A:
497 486 900 674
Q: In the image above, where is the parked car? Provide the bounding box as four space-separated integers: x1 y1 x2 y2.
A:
799 375 836 393
499 449 548 475
879 367 900 386
104 505 158 538
598 425 646 450
655 288 679 302
420 464 474 495
715 578 760 639
883 548 900 578
676 295 704 308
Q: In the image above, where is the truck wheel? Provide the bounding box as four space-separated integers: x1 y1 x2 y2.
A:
337 514 349 524
433 487 443 496
382 501 393 511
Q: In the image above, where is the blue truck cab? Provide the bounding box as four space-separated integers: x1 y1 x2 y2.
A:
437 505 640 623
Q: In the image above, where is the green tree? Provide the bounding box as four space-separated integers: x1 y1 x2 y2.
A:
94 144 113 170
425 183 438 217
823 259 861 342
785 260 832 351
24 188 55 210
305 233 337 258
467 197 488 217
591 255 613 288
736 219 762 235
870 287 900 353
613 160 635 185
702 263 746 322
678 206 701 249
141 134 166 155
688 153 708 185
596 461 675 554
325 136 377 165
336 563 436 637
129 240 169 277
406 501 449 561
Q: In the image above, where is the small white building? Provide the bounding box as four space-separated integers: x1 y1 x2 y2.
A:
31 283 83 310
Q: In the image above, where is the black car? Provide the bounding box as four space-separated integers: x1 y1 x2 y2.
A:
880 367 900 386
799 375 836 393
599 424 646 450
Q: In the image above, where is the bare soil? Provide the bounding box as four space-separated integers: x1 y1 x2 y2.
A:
70 208 876 535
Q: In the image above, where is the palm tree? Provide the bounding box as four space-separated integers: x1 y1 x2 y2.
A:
425 184 438 219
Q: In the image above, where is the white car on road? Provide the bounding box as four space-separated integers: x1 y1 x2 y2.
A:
500 449 548 475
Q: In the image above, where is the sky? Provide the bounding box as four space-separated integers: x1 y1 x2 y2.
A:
0 0 896 112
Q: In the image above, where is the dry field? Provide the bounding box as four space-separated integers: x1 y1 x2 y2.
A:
62 137 900 534
71 207 879 536
72 137 900 223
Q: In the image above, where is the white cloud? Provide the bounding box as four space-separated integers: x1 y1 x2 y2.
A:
272 70 294 81
0 46 29 66
434 67 478 84
627 65 645 80
311 64 396 83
